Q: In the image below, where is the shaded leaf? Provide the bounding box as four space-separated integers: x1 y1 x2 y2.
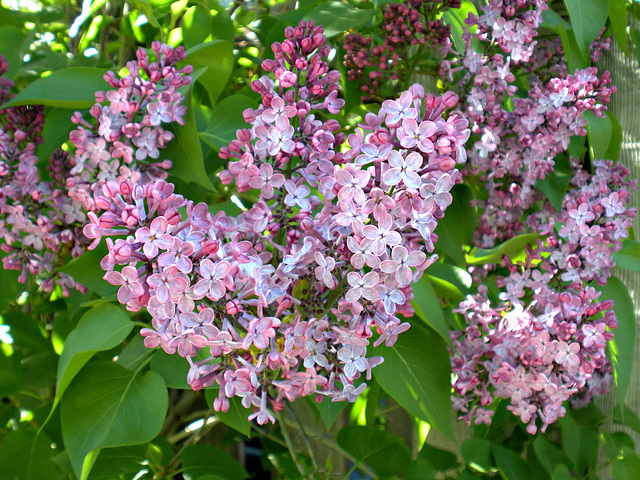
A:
0 26 29 80
181 445 248 480
434 184 476 265
559 412 599 475
411 276 451 343
563 0 610 60
556 24 589 72
613 404 640 433
307 396 347 431
585 110 614 161
597 276 635 406
88 445 148 479
60 361 168 479
150 348 190 389
337 426 411 476
199 94 259 150
59 243 118 296
461 438 495 473
2 67 107 109
372 323 453 438
36 108 78 165
612 454 640 480
493 445 536 480
612 240 640 272
533 436 573 476
0 266 23 311
302 2 377 38
0 429 59 480
204 388 252 437
536 154 572 212
163 78 215 191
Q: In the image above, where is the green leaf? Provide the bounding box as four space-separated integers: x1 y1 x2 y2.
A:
442 2 478 54
467 233 540 265
0 26 29 81
434 184 477 265
180 40 234 106
302 2 377 38
21 352 58 390
36 108 77 165
149 348 190 388
585 110 614 161
116 335 153 371
461 438 495 473
2 67 107 109
597 276 636 405
58 243 118 296
570 402 606 428
181 445 248 480
3 311 52 352
50 304 133 417
60 361 168 479
0 265 23 311
613 404 640 433
541 8 570 30
307 396 347 431
163 76 215 191
533 436 573 476
556 24 589 72
418 444 458 471
199 94 259 150
536 154 572 212
204 388 252 437
88 445 148 479
559 412 599 475
552 464 574 480
605 111 623 162
563 0 610 61
337 426 411 476
633 29 640 67
411 277 450 344
182 5 211 48
609 0 629 55
372 323 453 439
0 429 59 480
612 454 640 480
611 240 640 271
493 445 536 480
603 431 636 461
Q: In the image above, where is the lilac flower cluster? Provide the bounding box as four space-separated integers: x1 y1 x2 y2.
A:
0 43 192 296
69 41 192 216
465 0 547 64
0 56 84 294
450 160 637 434
343 0 457 99
441 0 615 247
91 20 469 423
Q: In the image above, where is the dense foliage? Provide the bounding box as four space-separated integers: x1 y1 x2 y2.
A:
0 0 639 479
